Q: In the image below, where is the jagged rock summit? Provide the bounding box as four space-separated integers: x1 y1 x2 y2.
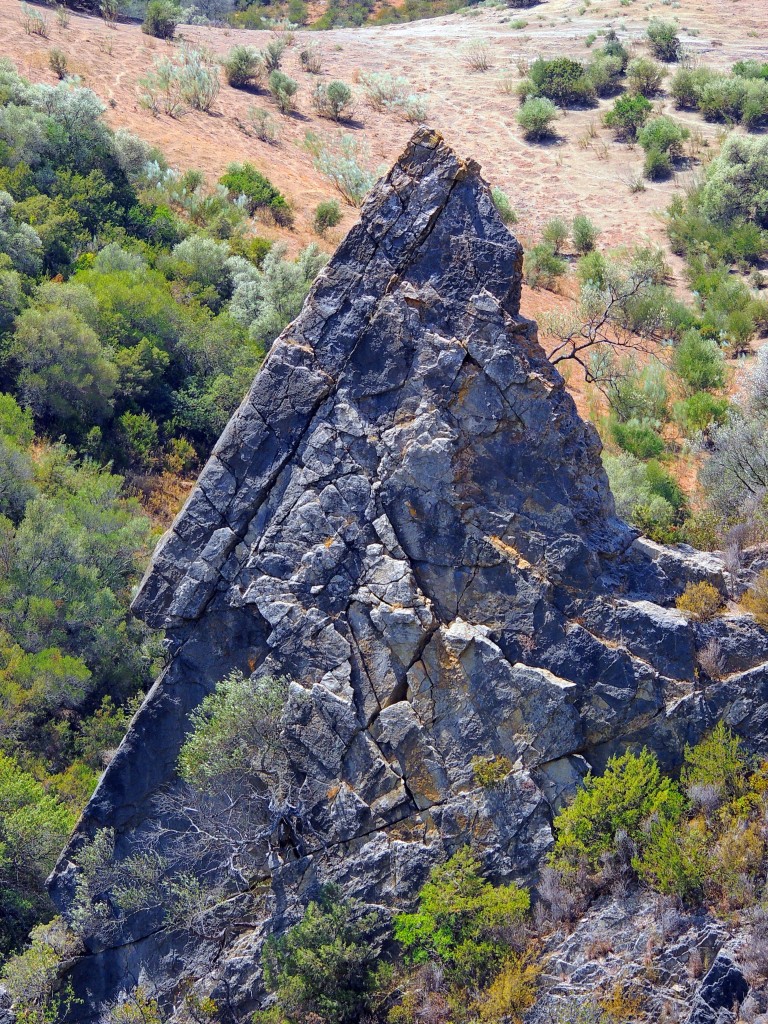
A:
49 128 768 1020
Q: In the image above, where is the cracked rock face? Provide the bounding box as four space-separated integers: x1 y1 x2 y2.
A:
49 128 768 1018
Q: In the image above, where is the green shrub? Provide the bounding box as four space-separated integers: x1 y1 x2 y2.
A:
743 569 768 627
698 74 748 122
524 243 567 288
528 56 594 105
733 60 768 81
609 417 665 458
681 722 750 804
585 53 624 98
48 48 68 80
672 330 725 392
604 94 652 139
393 847 530 987
542 217 569 253
141 0 180 39
675 580 723 621
222 46 262 88
601 30 629 70
672 392 729 435
472 755 512 788
312 80 354 121
491 186 517 225
643 148 672 180
550 748 684 872
634 817 709 904
646 19 681 61
572 214 599 254
313 198 342 235
305 132 376 207
262 37 286 73
638 116 689 158
269 70 298 114
263 885 379 1024
219 162 292 225
670 65 714 108
517 96 558 139
626 56 664 96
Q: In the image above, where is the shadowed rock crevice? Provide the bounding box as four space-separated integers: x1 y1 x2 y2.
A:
48 127 768 1020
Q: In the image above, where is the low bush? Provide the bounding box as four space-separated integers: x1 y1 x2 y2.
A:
524 243 567 289
491 186 517 225
313 199 342 235
626 56 664 96
675 580 724 621
604 94 652 140
263 885 379 1024
742 569 768 627
141 0 180 39
48 48 68 80
646 19 681 62
219 163 292 225
672 330 725 392
394 847 530 987
517 96 558 139
305 132 377 207
638 116 689 158
526 56 594 105
269 70 298 114
222 46 262 88
610 418 665 458
586 53 624 98
312 80 354 121
643 148 672 181
572 214 599 253
543 217 569 253
673 392 729 435
550 748 684 873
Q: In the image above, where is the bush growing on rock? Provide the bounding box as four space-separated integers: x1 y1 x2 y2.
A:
517 96 558 140
262 884 379 1024
550 749 684 874
472 755 513 788
491 186 517 225
742 569 768 627
394 847 530 987
675 580 723 621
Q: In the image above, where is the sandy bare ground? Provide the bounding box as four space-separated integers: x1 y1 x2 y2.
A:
5 0 766 263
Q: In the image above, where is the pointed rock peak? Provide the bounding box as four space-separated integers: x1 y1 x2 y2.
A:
132 127 625 632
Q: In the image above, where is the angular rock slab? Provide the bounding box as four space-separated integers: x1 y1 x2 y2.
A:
49 128 768 1020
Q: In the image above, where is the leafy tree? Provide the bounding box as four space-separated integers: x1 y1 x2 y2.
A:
0 756 75 954
263 885 379 1024
700 135 768 228
11 306 118 433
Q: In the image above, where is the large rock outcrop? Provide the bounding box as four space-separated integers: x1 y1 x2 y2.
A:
48 128 768 1020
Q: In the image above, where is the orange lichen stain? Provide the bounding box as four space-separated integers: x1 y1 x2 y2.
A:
406 501 420 518
486 535 534 571
326 783 341 800
323 536 335 548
